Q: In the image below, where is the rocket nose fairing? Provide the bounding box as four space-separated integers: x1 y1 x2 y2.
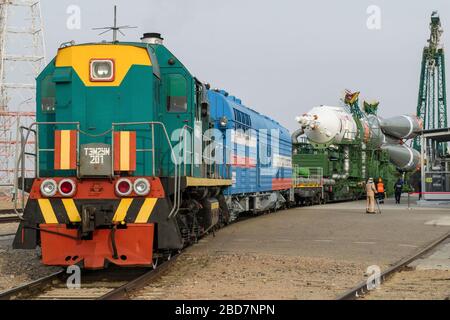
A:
295 106 357 145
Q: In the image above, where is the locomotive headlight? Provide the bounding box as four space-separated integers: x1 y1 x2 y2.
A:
133 178 151 196
219 116 228 128
40 179 58 197
90 59 114 82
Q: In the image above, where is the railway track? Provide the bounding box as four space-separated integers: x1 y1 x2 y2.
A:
0 233 15 239
0 253 180 300
0 216 20 224
0 209 22 224
0 209 22 214
336 230 450 300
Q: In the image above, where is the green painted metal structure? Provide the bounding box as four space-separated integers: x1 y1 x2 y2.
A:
414 12 448 155
292 141 396 201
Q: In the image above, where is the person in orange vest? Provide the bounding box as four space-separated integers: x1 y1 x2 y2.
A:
366 178 378 213
377 177 385 204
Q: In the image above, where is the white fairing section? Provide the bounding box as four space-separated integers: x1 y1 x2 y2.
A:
296 106 357 144
366 114 385 148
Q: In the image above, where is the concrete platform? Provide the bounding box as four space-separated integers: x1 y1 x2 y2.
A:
192 197 450 266
409 239 450 271
134 197 450 299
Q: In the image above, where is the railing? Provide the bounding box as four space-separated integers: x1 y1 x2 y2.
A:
179 124 231 180
292 166 324 197
13 121 232 220
14 121 181 219
112 122 180 219
14 122 80 217
293 166 323 186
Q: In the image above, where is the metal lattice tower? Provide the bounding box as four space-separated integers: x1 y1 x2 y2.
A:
0 0 45 197
414 11 448 154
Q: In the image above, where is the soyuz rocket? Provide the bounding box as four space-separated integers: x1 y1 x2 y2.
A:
293 91 422 172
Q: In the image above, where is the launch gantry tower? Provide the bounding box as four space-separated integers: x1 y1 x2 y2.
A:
414 11 448 155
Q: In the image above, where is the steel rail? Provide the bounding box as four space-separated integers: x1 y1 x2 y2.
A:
98 253 181 300
0 209 22 215
0 209 21 223
0 270 65 300
0 215 20 223
336 230 450 300
0 254 180 300
0 233 16 238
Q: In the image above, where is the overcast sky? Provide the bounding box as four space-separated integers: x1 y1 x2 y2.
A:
41 0 450 132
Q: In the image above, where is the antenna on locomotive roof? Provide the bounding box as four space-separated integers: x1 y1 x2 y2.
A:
92 5 137 42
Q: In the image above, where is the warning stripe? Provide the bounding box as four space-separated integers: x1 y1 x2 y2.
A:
38 199 58 224
114 131 136 172
61 199 81 222
112 198 133 222
135 198 157 223
35 198 159 224
54 130 77 170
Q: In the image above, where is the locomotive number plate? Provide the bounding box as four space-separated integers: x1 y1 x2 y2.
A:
79 143 112 177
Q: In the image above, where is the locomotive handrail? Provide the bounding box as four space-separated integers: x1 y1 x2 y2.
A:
13 122 80 216
14 120 230 221
178 124 222 178
181 124 232 180
112 121 181 220
14 120 181 220
180 124 194 177
13 126 35 218
168 124 231 219
168 125 192 219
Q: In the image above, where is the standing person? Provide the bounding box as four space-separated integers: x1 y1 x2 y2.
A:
377 177 385 204
394 178 403 204
418 181 422 200
366 178 378 213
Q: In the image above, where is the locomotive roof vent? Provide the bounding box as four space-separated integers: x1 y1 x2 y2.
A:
141 32 164 45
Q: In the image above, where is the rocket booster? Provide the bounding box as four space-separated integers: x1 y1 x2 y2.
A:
379 115 422 140
381 144 421 172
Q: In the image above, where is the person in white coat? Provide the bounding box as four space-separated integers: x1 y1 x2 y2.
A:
366 178 378 214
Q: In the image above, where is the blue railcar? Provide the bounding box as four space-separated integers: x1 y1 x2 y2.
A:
208 90 293 218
